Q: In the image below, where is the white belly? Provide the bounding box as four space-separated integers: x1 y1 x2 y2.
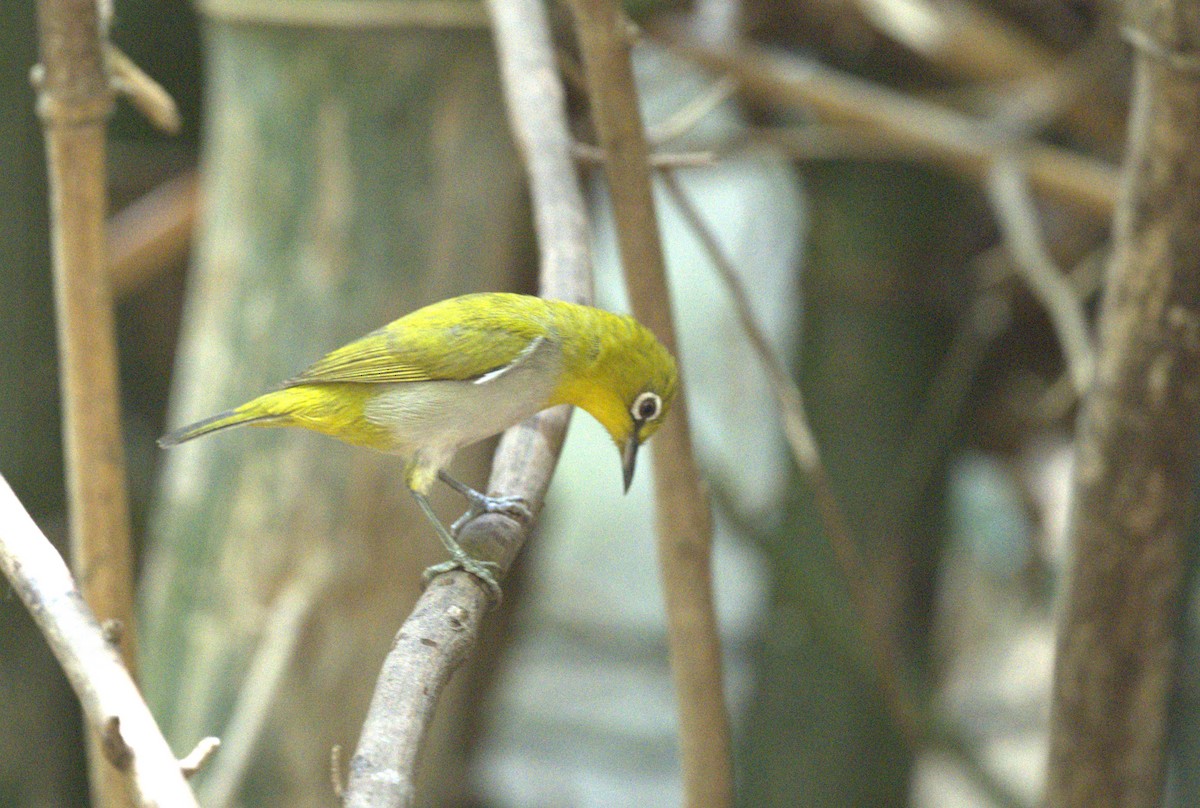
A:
361 336 562 468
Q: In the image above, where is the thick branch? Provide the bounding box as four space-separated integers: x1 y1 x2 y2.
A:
0 474 199 807
342 0 592 804
566 2 733 805
1046 4 1200 806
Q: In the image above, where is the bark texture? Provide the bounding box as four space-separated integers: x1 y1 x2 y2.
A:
1048 3 1200 805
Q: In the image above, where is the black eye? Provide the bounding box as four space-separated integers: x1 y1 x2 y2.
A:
632 391 662 422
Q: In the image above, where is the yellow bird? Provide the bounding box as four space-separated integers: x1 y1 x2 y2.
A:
159 292 678 599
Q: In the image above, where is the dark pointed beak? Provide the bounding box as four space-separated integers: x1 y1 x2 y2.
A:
621 433 640 493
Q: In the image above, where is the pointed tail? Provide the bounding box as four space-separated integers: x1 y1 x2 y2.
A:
158 405 286 448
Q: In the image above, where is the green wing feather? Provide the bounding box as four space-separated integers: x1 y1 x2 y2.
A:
286 293 551 387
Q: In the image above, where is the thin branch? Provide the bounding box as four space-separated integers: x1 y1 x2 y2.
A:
342 0 593 803
199 0 488 28
0 474 201 807
658 109 1037 808
855 0 1125 147
754 123 920 162
572 141 718 167
566 2 733 805
658 168 920 744
330 745 346 799
178 737 221 779
106 45 181 134
34 1 139 804
854 0 1058 83
663 36 1119 216
974 23 1122 143
646 75 737 143
986 157 1096 396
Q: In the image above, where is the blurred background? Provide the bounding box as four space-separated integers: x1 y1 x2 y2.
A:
0 0 1166 806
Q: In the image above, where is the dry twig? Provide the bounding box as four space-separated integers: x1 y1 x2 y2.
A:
572 141 717 168
105 45 181 133
646 74 737 143
567 1 733 804
107 171 199 296
986 157 1096 396
659 167 1035 807
855 0 1057 82
178 737 221 779
201 554 332 807
665 37 1119 216
199 0 488 28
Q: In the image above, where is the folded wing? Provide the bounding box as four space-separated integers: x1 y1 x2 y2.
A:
286 300 548 386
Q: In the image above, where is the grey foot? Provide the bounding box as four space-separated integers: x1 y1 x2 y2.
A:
422 557 503 605
450 494 532 537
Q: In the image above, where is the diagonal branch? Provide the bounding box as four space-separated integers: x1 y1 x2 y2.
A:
660 167 1036 807
658 167 920 744
664 36 1119 216
0 473 201 808
201 553 333 807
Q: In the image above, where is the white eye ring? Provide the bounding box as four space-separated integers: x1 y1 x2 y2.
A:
631 391 662 423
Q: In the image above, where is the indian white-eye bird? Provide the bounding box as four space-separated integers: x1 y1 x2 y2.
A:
158 292 678 600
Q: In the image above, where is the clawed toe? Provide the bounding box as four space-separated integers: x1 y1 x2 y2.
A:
422 558 503 605
486 495 531 520
451 494 531 536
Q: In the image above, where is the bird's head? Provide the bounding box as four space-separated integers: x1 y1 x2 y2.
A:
554 311 678 492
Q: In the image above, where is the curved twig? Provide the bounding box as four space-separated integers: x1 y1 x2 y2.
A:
986 157 1096 396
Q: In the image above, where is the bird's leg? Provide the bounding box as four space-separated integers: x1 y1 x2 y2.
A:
437 470 532 536
411 490 502 603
